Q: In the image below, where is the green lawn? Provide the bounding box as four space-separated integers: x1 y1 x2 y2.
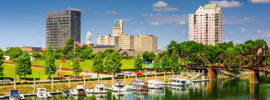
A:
1 64 72 80
31 59 145 70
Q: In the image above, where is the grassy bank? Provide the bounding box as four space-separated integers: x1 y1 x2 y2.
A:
1 64 72 81
31 59 145 70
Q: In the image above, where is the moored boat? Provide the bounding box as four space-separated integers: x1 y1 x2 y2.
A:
147 80 164 89
132 79 148 91
169 77 191 86
36 88 52 99
71 85 86 96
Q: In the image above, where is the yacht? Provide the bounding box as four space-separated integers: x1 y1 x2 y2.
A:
9 90 24 100
111 81 127 92
36 88 52 99
62 90 71 98
169 77 191 86
132 79 148 91
88 83 107 94
147 80 164 89
71 85 86 96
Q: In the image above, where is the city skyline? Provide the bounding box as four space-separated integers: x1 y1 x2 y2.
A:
1 0 270 49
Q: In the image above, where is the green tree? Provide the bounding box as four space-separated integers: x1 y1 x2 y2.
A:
170 49 179 77
134 54 143 72
31 51 41 60
110 51 122 76
167 40 178 53
5 47 23 62
143 51 155 63
92 53 104 83
62 38 74 59
44 45 57 79
53 47 63 59
15 51 32 81
0 49 4 76
161 52 171 80
153 55 161 80
71 58 82 78
79 45 93 60
40 50 47 60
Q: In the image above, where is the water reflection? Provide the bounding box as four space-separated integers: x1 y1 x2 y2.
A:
18 77 270 100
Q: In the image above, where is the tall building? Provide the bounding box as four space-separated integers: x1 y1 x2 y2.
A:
119 34 134 50
46 9 81 50
189 4 222 45
97 34 118 48
134 34 158 52
86 30 93 44
112 19 124 36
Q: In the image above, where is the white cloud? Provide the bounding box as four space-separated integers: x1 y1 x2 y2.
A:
178 21 187 25
142 14 153 17
249 0 270 3
105 11 117 15
150 21 161 26
210 0 243 8
244 17 253 21
152 1 168 7
152 1 179 12
258 30 270 37
240 27 247 32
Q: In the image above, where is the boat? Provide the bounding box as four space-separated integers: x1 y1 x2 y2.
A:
125 84 132 91
36 88 52 99
169 77 191 86
62 90 71 98
9 90 24 100
71 85 86 96
147 80 164 89
111 80 127 92
132 79 148 91
88 83 107 94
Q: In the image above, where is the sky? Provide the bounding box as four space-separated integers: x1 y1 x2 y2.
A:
0 0 270 50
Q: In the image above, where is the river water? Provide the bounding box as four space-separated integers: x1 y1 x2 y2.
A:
23 76 270 100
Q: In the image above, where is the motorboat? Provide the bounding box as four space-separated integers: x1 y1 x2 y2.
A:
62 90 71 98
88 83 107 94
147 80 164 89
132 79 148 91
111 80 127 92
9 90 24 100
125 84 132 91
169 77 192 86
36 88 52 99
71 85 86 96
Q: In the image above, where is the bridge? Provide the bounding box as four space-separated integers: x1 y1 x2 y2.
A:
176 45 269 82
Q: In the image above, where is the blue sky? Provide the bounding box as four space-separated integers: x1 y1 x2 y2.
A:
0 0 270 50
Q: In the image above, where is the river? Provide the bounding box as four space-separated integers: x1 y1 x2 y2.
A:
21 76 270 100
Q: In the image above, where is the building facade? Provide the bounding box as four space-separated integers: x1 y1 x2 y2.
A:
86 30 93 44
189 4 222 45
119 34 134 50
134 34 158 52
112 19 124 36
46 9 81 50
5 45 46 52
97 34 118 48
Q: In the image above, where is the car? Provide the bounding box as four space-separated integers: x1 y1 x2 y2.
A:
136 73 144 76
117 74 124 77
123 71 132 75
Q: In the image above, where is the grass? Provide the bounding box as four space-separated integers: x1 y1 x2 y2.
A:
31 59 146 70
1 64 72 81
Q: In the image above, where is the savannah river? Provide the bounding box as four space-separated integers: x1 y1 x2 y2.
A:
22 76 270 100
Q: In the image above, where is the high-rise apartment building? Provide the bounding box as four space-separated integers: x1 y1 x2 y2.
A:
189 4 222 45
134 34 158 52
97 34 119 48
46 9 81 50
112 19 124 36
119 34 134 50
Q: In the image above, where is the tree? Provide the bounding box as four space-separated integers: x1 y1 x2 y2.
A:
53 47 63 59
110 51 122 76
79 45 93 60
134 54 143 72
31 51 41 60
92 53 104 83
0 49 4 76
167 40 178 53
71 58 82 78
170 49 179 77
161 52 171 80
5 47 23 62
143 51 156 63
40 50 47 60
44 45 57 79
62 38 74 59
15 51 32 81
153 55 161 80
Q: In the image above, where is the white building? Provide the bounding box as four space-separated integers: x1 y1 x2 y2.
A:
189 4 223 45
86 30 93 45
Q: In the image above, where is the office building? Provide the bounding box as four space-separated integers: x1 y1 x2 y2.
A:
46 8 81 50
119 34 134 50
189 4 222 45
134 34 158 52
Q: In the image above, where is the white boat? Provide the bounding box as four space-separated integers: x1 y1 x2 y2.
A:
9 90 23 100
36 88 52 99
111 81 127 92
88 83 107 94
62 90 71 98
125 84 132 91
71 85 86 96
147 80 164 89
132 79 148 91
169 77 191 86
